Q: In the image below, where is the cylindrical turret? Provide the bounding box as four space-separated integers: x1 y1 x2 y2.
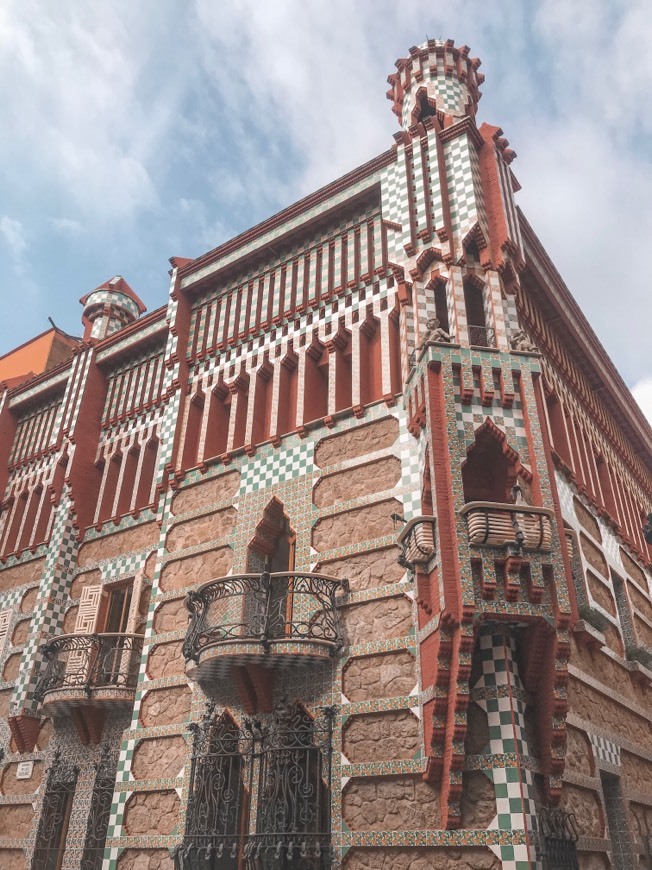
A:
80 276 146 341
387 38 484 130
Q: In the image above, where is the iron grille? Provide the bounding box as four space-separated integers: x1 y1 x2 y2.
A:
32 751 78 870
537 806 580 870
80 745 117 870
183 572 344 663
468 324 496 348
174 702 336 870
34 632 144 701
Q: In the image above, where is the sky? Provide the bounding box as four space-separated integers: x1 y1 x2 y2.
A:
0 0 650 421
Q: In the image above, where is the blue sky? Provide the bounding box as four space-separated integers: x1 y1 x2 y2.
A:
1 1 650 418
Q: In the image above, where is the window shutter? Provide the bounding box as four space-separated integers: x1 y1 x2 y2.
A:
0 608 11 655
74 585 105 634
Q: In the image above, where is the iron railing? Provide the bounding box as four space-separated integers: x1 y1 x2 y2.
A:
80 745 117 870
34 632 144 702
468 324 496 348
536 806 580 870
32 751 78 870
174 702 335 870
460 501 554 551
183 572 345 663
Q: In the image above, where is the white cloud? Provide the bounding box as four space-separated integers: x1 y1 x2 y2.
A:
632 378 652 426
0 216 27 259
48 217 84 236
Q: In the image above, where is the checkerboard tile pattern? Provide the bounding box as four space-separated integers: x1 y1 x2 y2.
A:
239 439 315 495
11 488 79 713
589 733 620 769
474 631 538 869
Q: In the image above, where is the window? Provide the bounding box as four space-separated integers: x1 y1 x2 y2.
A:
32 753 78 870
536 805 579 870
80 748 117 870
175 703 335 870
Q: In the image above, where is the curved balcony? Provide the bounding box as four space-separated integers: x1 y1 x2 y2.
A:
34 633 143 713
183 572 346 680
461 501 554 552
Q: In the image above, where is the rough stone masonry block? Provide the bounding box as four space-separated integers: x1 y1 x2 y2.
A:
0 850 26 870
70 569 102 599
1 761 43 796
117 850 174 870
160 546 233 592
78 523 158 567
11 618 31 647
460 771 496 828
140 685 192 727
343 651 416 701
2 653 22 682
343 710 420 763
132 736 187 780
147 641 186 679
342 775 440 830
340 596 412 646
314 416 399 467
0 803 33 838
313 457 402 508
171 471 240 515
0 558 45 593
564 726 593 777
318 547 404 591
166 507 236 552
124 790 180 835
343 848 500 869
19 587 38 613
153 597 188 634
312 499 402 552
559 784 604 838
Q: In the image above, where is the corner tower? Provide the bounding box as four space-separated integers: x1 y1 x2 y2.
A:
80 275 146 341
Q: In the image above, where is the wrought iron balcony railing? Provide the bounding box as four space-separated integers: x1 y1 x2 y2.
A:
460 501 554 552
34 632 144 703
468 324 496 348
183 572 345 668
536 806 579 869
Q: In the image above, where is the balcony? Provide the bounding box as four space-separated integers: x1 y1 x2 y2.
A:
34 632 143 713
183 572 346 680
460 501 554 552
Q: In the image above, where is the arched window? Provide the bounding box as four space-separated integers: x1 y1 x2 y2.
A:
247 498 295 640
462 425 519 504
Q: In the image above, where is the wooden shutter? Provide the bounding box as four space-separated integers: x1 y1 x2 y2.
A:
0 608 11 655
74 586 105 634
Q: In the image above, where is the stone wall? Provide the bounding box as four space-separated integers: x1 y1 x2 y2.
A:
621 751 652 794
342 776 439 830
313 500 401 551
314 417 399 467
69 568 102 598
171 471 240 515
343 651 416 701
147 641 186 678
460 771 496 828
117 850 174 869
340 596 412 646
621 550 648 591
166 507 236 552
2 652 21 681
0 849 26 870
318 547 404 591
124 790 180 835
78 523 158 567
313 457 401 507
568 677 650 746
1 760 43 795
574 499 602 541
343 711 420 763
560 784 603 837
565 726 593 776
0 557 44 592
159 546 232 592
0 803 33 838
10 618 31 647
19 587 38 613
153 597 187 633
132 736 186 780
343 848 500 869
586 572 615 616
140 685 192 727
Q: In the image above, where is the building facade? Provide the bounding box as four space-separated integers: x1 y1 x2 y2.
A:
0 39 651 870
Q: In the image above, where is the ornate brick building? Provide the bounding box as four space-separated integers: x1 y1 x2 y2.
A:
0 38 650 870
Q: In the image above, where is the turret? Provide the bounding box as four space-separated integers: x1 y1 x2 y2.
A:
80 276 146 341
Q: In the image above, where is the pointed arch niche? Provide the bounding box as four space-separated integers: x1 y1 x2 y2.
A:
246 496 295 575
461 419 532 506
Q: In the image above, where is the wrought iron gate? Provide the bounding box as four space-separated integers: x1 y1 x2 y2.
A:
174 702 335 870
32 752 78 870
537 806 580 870
80 746 117 870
